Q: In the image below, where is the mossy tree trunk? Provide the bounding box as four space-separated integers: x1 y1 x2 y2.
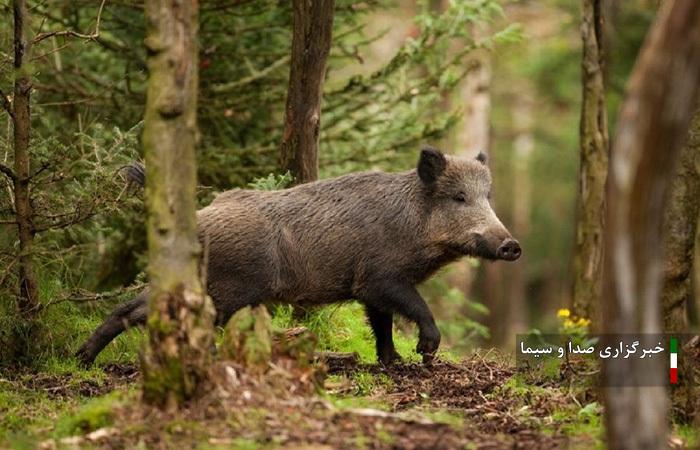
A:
279 0 335 184
572 0 609 321
601 1 700 448
662 109 700 332
141 0 215 411
0 0 40 362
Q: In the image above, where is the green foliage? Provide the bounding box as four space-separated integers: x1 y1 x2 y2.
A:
247 172 294 191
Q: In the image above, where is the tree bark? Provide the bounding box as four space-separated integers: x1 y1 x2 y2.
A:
503 93 533 343
601 1 700 448
279 0 335 184
12 0 39 316
662 109 700 332
141 0 215 411
695 201 700 326
453 56 491 322
572 0 609 321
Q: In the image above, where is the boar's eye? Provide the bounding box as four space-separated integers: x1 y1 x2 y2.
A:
454 193 466 203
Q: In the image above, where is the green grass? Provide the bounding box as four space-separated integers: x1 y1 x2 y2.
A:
0 379 132 449
54 391 127 437
271 302 421 363
422 409 465 428
673 424 699 448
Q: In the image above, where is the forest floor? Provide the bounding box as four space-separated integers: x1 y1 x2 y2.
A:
1 352 613 449
2 308 698 450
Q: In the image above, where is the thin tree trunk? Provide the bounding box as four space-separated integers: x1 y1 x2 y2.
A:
694 205 700 326
459 57 491 158
503 94 533 343
602 1 700 448
12 0 38 316
141 0 215 411
450 56 491 318
662 109 700 332
572 0 609 321
279 0 335 184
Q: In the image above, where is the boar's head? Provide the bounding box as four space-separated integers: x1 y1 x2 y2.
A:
418 147 521 262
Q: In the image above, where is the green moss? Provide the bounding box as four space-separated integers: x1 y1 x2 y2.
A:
349 371 394 396
142 356 188 406
222 305 273 371
54 391 126 437
196 437 271 450
375 428 394 445
422 409 465 428
327 392 390 411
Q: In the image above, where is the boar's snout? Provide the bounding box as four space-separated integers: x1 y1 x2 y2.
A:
496 238 521 261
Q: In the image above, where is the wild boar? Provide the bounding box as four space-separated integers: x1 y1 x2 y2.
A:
76 147 520 366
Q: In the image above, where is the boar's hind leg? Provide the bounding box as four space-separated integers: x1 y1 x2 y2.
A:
362 282 440 363
75 291 148 367
365 306 402 365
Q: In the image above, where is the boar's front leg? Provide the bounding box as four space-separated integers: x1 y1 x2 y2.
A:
362 282 440 363
365 306 402 365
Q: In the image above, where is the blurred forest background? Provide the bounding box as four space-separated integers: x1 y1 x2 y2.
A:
0 0 668 362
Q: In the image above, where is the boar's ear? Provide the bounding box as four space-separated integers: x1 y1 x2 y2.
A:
418 147 447 184
475 152 487 165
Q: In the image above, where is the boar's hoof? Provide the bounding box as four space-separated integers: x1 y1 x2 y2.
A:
75 346 95 368
417 328 441 363
378 349 403 366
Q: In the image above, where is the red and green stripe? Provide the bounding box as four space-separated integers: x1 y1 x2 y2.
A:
670 337 678 385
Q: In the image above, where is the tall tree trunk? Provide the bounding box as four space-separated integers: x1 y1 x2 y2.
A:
141 0 215 411
502 93 533 344
662 109 700 332
602 1 700 448
0 0 40 362
694 204 700 326
572 0 609 321
279 0 335 184
13 0 38 315
451 56 491 322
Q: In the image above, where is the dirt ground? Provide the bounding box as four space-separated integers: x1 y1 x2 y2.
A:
29 354 597 450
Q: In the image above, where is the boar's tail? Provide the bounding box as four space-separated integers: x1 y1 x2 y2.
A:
118 161 145 189
75 290 148 367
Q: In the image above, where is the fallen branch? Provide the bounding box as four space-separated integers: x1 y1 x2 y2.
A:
43 284 144 310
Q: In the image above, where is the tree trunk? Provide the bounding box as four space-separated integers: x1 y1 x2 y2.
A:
662 109 700 332
694 203 700 326
141 0 215 411
451 55 491 322
572 0 609 321
601 1 700 448
502 93 533 344
279 0 335 184
12 0 38 316
459 58 492 158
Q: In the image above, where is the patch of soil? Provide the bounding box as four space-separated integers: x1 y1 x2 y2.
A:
333 358 571 449
8 363 138 399
52 355 579 449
